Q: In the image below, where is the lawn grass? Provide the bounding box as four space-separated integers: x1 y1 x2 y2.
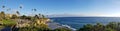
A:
1 19 17 26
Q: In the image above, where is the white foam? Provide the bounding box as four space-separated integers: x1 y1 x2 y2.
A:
49 19 77 31
62 24 76 31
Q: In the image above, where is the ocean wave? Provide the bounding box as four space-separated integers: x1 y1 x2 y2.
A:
49 19 76 31
61 24 76 31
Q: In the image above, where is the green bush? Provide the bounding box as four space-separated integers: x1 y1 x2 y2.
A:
18 27 52 31
77 22 120 31
0 26 4 30
53 28 72 31
18 27 38 31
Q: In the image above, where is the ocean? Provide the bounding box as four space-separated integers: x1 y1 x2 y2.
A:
50 17 120 29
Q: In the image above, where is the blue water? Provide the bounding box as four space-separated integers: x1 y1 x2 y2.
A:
50 17 120 29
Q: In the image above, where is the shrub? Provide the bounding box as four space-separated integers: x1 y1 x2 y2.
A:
53 28 72 31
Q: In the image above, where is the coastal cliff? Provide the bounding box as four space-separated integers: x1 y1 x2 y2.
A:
0 11 73 31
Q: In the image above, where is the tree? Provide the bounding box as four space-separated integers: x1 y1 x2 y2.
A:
20 15 27 19
34 15 39 19
0 11 5 15
19 5 23 9
2 5 5 8
11 14 18 19
32 8 37 15
7 8 11 11
42 15 45 18
0 11 5 19
32 8 37 11
16 11 20 15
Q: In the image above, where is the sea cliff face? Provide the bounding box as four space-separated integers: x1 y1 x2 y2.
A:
15 18 50 28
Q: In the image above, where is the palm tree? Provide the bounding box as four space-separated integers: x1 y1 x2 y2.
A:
32 8 37 11
17 5 23 15
7 8 11 11
42 15 45 18
16 11 20 15
2 5 5 8
34 14 39 19
1 5 6 12
32 8 37 16
19 5 22 9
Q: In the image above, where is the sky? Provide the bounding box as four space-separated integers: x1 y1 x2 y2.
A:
0 0 120 17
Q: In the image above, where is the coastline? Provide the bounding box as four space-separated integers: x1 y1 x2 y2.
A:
47 19 76 31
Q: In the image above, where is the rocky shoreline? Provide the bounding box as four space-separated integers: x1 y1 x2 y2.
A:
47 19 76 31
